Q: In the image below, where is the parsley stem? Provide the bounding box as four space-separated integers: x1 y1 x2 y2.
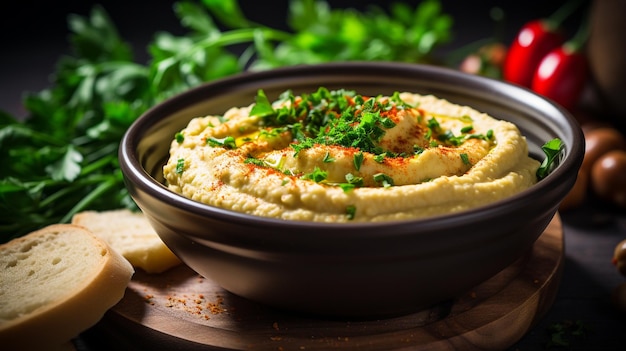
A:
195 28 292 52
60 178 118 223
80 154 116 175
152 27 291 91
38 175 120 209
6 124 67 147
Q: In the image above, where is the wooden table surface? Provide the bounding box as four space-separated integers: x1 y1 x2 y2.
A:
2 1 624 350
70 203 626 351
510 200 626 350
73 215 565 351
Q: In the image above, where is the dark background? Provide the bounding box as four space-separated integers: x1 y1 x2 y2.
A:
0 0 587 118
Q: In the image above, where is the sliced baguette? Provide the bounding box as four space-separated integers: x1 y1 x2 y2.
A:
0 224 134 350
72 209 181 274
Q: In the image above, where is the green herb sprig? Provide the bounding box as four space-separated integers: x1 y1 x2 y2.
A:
537 138 564 180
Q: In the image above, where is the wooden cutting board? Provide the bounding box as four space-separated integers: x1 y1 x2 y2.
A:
88 214 564 350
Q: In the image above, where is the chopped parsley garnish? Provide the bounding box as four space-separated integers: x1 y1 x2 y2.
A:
249 89 275 118
175 158 185 175
389 91 413 109
246 88 494 160
373 173 394 187
427 117 441 131
337 173 364 192
237 88 499 188
345 173 364 187
301 167 328 183
353 152 364 171
426 118 493 147
207 136 236 149
460 153 470 165
244 157 265 166
537 138 564 180
175 132 185 144
339 183 355 192
438 129 465 146
247 88 409 157
346 205 357 220
322 152 335 163
380 117 397 129
259 127 284 138
374 153 386 163
460 125 474 133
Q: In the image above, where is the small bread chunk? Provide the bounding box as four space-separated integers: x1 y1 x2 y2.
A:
72 209 181 274
0 224 134 350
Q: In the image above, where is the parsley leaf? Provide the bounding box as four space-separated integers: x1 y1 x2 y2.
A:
460 153 470 165
322 152 335 163
175 132 185 143
45 145 84 182
207 136 237 148
345 173 364 187
244 157 265 166
175 158 186 175
346 205 357 220
373 173 394 187
353 152 364 171
302 167 328 183
537 138 564 180
249 89 275 118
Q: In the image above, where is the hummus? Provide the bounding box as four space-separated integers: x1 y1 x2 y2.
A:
163 88 540 222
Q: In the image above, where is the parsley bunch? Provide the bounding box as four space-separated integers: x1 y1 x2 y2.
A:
0 3 248 242
221 0 453 68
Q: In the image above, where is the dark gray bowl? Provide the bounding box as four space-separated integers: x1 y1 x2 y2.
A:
119 62 583 318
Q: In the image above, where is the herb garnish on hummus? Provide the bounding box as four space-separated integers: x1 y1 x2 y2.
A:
164 87 541 221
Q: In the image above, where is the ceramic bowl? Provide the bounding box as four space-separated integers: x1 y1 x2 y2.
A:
119 62 584 317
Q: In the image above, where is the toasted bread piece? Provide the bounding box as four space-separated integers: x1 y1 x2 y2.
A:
72 209 181 273
0 224 134 350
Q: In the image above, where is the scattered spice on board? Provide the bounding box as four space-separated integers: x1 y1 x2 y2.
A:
144 294 155 305
153 292 227 320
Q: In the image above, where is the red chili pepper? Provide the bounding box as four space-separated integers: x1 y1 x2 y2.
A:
503 20 565 88
503 0 582 88
531 13 589 111
531 46 588 111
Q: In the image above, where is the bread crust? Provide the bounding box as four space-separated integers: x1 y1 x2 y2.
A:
0 224 134 350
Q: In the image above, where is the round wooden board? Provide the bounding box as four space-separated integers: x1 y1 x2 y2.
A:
90 214 564 351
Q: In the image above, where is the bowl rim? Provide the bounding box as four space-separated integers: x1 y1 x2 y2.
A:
119 61 584 232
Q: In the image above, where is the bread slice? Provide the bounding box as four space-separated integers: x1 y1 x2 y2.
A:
0 224 134 350
72 209 181 274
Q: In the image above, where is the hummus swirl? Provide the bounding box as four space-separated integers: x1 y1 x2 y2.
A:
163 88 540 222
